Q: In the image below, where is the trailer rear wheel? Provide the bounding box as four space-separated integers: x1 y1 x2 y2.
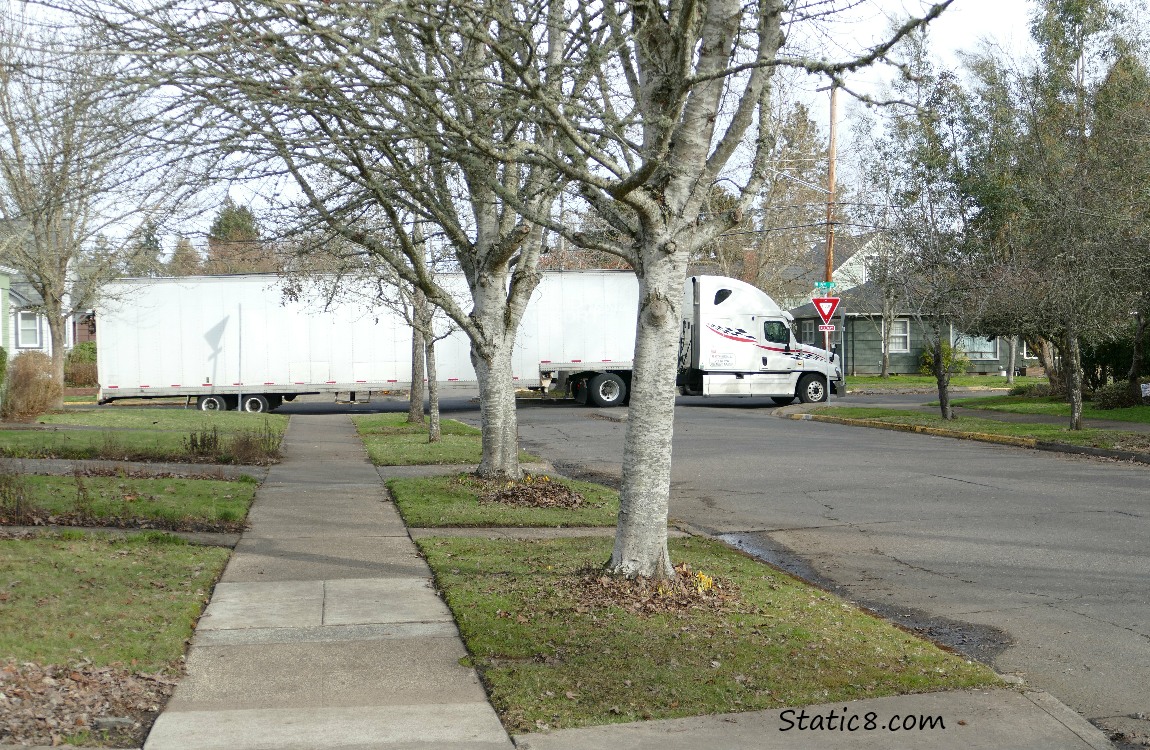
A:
588 373 626 407
197 395 228 412
797 374 828 403
242 394 271 413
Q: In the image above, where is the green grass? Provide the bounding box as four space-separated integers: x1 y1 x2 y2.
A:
387 474 619 527
40 408 288 435
813 406 1150 452
952 394 1150 424
419 536 998 733
0 534 229 671
0 409 283 464
846 375 1046 390
1 474 255 527
355 413 539 465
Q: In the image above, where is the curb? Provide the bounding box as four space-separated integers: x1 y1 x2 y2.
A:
785 413 1150 465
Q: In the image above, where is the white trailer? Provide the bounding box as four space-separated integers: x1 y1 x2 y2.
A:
96 271 840 411
95 271 640 410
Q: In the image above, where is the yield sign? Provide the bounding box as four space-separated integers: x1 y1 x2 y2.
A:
812 296 841 325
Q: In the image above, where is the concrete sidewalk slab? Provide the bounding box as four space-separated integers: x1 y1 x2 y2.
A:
167 638 486 711
221 536 430 582
511 689 1113 750
146 704 511 750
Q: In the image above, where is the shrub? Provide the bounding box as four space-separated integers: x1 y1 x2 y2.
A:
65 361 99 387
66 341 97 364
64 343 98 387
1 351 61 421
919 342 970 377
0 346 7 391
228 419 282 464
1092 380 1150 410
1009 382 1053 398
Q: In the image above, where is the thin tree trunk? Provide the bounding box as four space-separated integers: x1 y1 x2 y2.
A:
880 295 894 378
1127 312 1146 401
408 318 426 423
426 337 441 443
48 315 66 410
1036 337 1065 396
608 254 683 580
1007 336 1017 385
932 328 953 420
1065 329 1084 431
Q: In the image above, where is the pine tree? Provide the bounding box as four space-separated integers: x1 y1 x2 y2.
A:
167 236 202 276
206 198 276 273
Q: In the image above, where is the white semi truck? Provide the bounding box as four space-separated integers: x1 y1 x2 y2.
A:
96 271 841 410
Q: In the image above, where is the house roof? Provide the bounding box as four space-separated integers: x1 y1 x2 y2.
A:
789 279 921 319
778 232 883 291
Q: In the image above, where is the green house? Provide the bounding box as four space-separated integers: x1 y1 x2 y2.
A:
789 282 1036 377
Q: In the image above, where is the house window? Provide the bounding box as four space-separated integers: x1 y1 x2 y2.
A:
17 311 41 348
955 333 998 360
886 319 910 353
800 320 816 345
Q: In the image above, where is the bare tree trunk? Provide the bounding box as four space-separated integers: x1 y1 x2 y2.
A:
404 324 423 425
48 314 67 410
931 327 953 420
1127 311 1147 401
471 341 519 478
880 294 895 378
608 253 684 580
1035 337 1065 396
1007 336 1017 385
1065 329 1084 430
425 337 441 443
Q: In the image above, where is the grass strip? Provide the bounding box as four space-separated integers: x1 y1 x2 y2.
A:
418 536 998 733
952 395 1150 424
0 533 229 671
1 474 256 529
388 474 619 527
811 406 1150 452
1 410 283 464
846 375 1045 390
355 413 539 465
39 408 288 435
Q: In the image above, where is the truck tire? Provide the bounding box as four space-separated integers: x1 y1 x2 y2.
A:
197 395 228 412
241 394 271 413
797 374 828 403
588 373 626 407
771 396 795 406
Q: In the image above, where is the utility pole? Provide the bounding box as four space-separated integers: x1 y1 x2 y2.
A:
824 84 838 284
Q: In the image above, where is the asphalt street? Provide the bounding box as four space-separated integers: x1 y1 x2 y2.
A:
281 391 1150 747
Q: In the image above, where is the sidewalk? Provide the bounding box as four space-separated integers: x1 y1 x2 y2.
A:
142 414 1114 750
143 414 510 750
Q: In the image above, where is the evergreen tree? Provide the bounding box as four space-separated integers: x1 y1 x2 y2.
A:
167 236 202 276
206 198 275 273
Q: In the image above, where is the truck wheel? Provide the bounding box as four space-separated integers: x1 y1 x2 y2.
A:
797 374 828 403
771 396 795 406
241 394 271 413
197 395 227 412
588 373 626 407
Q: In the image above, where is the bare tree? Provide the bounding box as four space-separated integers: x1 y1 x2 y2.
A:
59 0 953 577
358 0 956 577
0 13 185 406
62 0 565 478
